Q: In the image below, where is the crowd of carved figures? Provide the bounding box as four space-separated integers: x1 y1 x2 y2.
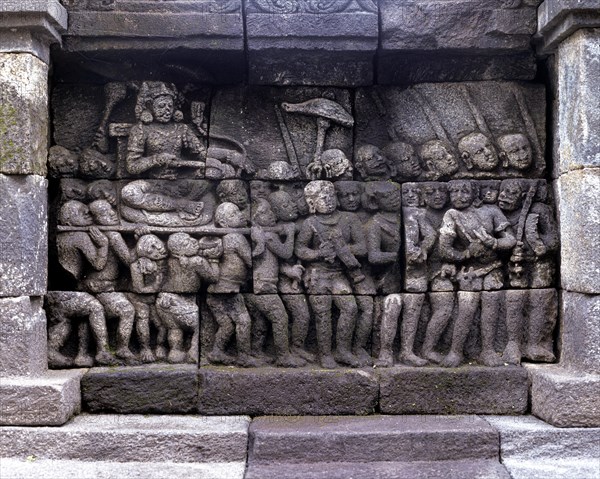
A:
47 80 558 370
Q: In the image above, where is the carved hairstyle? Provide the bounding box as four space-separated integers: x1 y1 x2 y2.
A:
216 179 247 201
87 180 117 203
355 144 388 179
251 198 276 227
214 202 241 227
304 180 335 201
59 200 88 226
136 234 165 258
363 181 401 211
135 81 183 124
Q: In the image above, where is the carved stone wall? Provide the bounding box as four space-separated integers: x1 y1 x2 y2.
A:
47 80 558 380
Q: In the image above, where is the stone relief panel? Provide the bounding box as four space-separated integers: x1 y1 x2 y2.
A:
246 0 377 14
48 81 557 370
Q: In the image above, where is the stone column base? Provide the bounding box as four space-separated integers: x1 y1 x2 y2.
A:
526 364 600 427
0 369 85 426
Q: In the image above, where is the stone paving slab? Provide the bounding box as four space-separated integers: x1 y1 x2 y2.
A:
198 366 378 415
0 414 250 463
82 364 198 414
379 366 529 415
249 415 499 464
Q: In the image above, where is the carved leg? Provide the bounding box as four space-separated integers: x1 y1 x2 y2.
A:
376 294 401 367
309 295 337 369
99 293 136 361
333 295 360 367
86 297 115 366
47 314 73 368
422 292 454 364
74 321 94 367
167 327 186 364
399 293 427 367
479 290 504 366
442 291 479 367
502 290 527 364
231 294 262 368
133 301 155 363
353 296 374 366
206 294 236 366
525 289 557 362
283 294 315 362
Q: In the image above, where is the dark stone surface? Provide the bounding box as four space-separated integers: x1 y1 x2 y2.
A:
198 366 378 415
379 366 529 415
82 364 198 413
249 415 499 463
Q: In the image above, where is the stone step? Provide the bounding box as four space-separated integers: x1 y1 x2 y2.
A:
0 458 246 479
245 460 511 479
249 415 500 464
0 414 250 464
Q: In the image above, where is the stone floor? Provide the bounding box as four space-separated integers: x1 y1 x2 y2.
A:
1 414 598 479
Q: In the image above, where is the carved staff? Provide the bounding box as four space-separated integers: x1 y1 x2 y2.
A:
93 82 128 153
274 104 302 177
509 84 543 169
509 182 538 287
460 84 494 141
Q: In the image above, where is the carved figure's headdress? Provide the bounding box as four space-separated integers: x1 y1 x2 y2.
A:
135 81 183 124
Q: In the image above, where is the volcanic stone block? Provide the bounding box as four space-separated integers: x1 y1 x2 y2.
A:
379 366 529 415
556 169 600 294
528 364 600 427
0 54 49 175
378 0 540 83
245 0 378 86
560 292 600 373
555 29 600 175
0 369 84 426
82 364 198 413
198 366 378 415
0 175 47 297
0 297 46 377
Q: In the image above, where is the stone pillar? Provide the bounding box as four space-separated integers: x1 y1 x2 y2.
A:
0 0 84 425
528 0 600 427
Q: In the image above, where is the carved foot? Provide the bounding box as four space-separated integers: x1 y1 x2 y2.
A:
374 351 394 368
524 345 556 363
479 349 504 367
237 353 264 368
291 345 316 363
139 347 156 363
423 350 445 364
48 350 74 368
73 353 94 368
334 350 361 368
501 341 522 365
116 347 136 361
155 346 168 361
168 349 187 364
399 352 428 367
95 351 118 366
252 350 275 364
207 348 236 366
441 351 463 368
353 347 374 367
186 349 199 364
276 353 307 368
319 354 338 369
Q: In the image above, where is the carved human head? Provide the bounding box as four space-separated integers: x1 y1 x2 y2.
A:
320 149 352 179
167 232 198 257
252 198 277 227
335 181 363 212
419 140 459 179
266 161 297 180
59 200 93 226
268 190 299 221
282 183 310 216
423 182 448 210
61 179 89 203
48 146 79 178
498 133 533 171
215 202 247 228
355 144 390 180
136 81 181 124
251 180 273 200
217 179 248 210
383 142 421 179
304 181 337 215
87 180 117 206
402 184 423 208
136 234 168 260
79 148 116 179
364 181 402 212
498 179 525 212
478 180 501 205
89 199 119 226
448 180 475 210
458 132 499 171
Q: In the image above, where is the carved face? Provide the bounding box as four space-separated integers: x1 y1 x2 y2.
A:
218 181 249 210
138 235 168 260
423 184 448 210
168 233 198 257
269 191 299 221
71 203 94 226
151 95 174 124
421 141 459 177
386 142 421 179
479 182 500 204
253 200 277 227
402 185 421 207
216 202 248 228
499 134 533 170
357 145 388 179
251 181 272 199
459 133 499 171
449 181 474 210
335 182 362 212
498 181 524 211
378 185 403 212
89 200 119 226
305 181 337 215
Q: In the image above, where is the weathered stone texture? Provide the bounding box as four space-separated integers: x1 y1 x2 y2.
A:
82 365 198 413
528 364 600 427
198 367 378 415
379 366 529 415
0 369 84 426
556 29 600 175
0 297 47 377
0 175 47 297
556 169 600 294
560 292 600 373
0 54 49 175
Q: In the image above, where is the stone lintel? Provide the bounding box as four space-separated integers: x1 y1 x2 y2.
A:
537 0 600 54
527 364 600 427
0 0 68 63
0 369 84 426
